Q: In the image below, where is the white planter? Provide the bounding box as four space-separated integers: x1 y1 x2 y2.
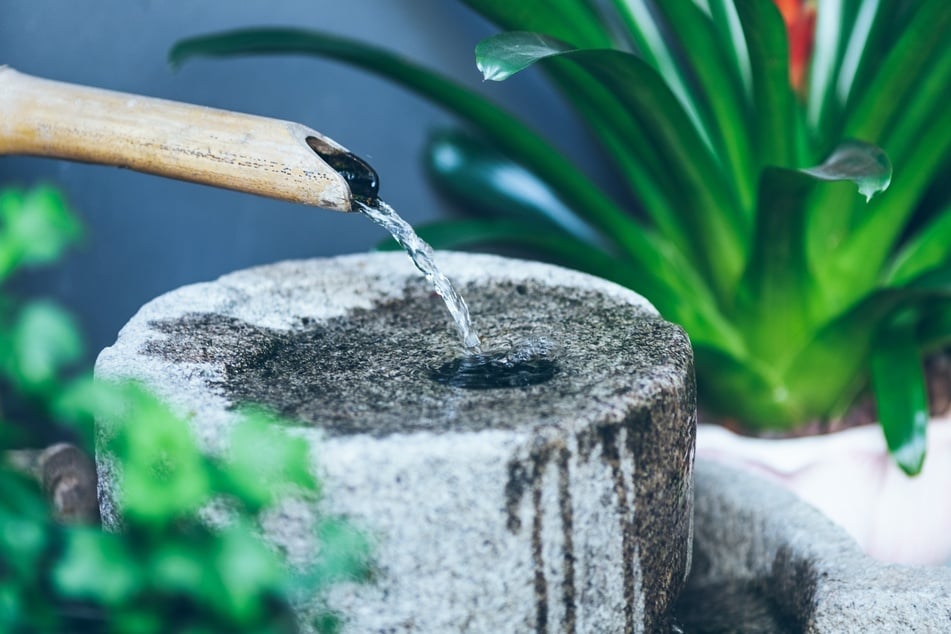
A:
697 417 951 565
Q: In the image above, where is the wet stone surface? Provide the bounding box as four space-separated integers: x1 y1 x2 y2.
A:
142 281 686 438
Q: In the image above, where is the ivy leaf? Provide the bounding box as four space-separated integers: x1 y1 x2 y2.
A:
800 139 892 202
476 31 574 81
0 513 48 577
223 410 318 510
0 186 82 280
54 529 141 603
5 302 83 390
212 526 282 621
149 543 210 594
111 392 211 523
307 519 371 587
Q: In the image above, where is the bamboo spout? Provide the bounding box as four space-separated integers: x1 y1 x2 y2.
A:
0 66 360 211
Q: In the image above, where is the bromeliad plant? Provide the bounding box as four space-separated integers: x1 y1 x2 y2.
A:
171 0 951 474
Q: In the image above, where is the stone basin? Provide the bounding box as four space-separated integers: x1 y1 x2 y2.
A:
94 252 697 633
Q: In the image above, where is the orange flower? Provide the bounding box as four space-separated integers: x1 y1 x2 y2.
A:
774 0 817 96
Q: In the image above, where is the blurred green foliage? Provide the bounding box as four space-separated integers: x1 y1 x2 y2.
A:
0 185 369 633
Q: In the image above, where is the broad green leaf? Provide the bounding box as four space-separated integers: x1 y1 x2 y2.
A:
6 301 83 390
0 512 47 576
476 32 573 81
0 464 51 519
0 186 81 280
869 309 928 475
742 141 891 356
799 139 891 202
51 375 128 446
0 584 22 628
803 139 899 318
733 0 798 169
424 129 606 247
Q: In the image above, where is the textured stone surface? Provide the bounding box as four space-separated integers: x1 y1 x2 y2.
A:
680 459 951 632
95 252 696 633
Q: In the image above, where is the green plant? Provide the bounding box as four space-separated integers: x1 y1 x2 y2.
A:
0 185 368 632
170 0 951 474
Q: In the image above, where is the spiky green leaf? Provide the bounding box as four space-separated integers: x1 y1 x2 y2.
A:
459 0 613 50
733 0 799 169
425 129 606 247
869 310 928 475
884 203 951 286
470 31 745 298
476 32 573 81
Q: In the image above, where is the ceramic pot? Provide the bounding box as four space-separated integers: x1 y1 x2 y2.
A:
697 417 951 565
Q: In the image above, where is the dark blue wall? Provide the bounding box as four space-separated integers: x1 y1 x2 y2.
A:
1 1 617 360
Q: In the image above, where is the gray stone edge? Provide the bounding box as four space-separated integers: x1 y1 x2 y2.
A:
692 458 951 632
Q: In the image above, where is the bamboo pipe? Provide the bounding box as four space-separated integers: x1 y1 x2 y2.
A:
0 66 359 211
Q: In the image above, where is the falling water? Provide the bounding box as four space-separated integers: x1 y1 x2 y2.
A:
355 198 482 353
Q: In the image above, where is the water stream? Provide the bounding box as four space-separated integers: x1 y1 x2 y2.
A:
322 148 556 387
355 197 482 353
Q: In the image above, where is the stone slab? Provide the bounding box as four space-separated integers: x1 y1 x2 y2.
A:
678 458 951 632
